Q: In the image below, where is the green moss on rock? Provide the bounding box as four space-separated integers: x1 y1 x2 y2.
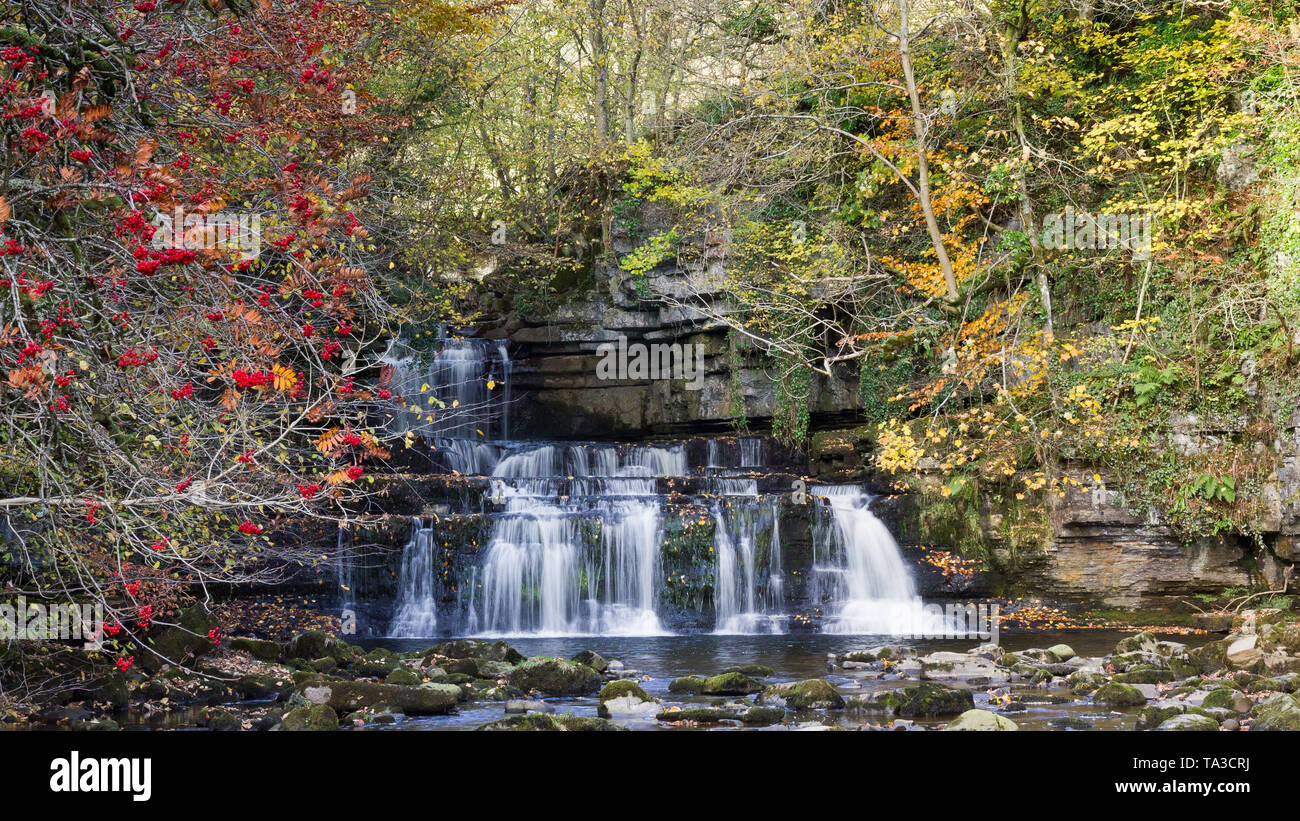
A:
1251 693 1300 730
507 658 602 696
941 709 1018 731
700 671 764 695
599 680 650 703
762 679 844 710
385 668 422 686
668 675 707 693
1094 681 1147 708
301 680 460 715
478 713 626 731
279 704 339 731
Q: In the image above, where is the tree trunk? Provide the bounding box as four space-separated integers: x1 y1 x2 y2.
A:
897 0 959 304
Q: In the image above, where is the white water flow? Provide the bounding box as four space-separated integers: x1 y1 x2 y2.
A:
710 499 786 634
372 334 953 638
388 518 440 637
473 444 679 636
379 336 509 441
811 485 952 635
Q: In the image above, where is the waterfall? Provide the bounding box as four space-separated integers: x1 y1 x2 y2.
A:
711 499 786 634
706 437 765 471
471 443 677 636
388 518 440 637
810 485 949 635
379 335 509 442
371 336 951 638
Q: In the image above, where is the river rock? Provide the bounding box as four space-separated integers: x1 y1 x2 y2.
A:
919 652 1007 683
284 630 353 664
278 704 339 731
700 671 765 695
478 714 626 731
1226 634 1263 668
597 680 658 718
302 681 460 715
504 700 554 714
941 709 1018 731
571 650 608 673
507 658 602 696
1156 713 1219 731
1093 681 1147 708
741 706 786 726
229 636 285 662
656 706 742 723
668 675 707 693
426 639 523 664
851 682 975 717
385 668 422 686
760 679 844 709
1047 644 1076 661
1251 692 1300 730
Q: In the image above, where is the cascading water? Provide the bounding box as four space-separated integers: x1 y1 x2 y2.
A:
370 333 955 639
710 498 785 634
388 517 440 637
810 485 951 635
378 335 510 441
473 444 675 636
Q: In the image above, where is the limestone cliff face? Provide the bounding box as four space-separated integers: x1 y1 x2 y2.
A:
474 257 863 438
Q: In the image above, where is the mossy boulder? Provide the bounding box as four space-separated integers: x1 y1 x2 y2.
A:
300 681 460 715
700 671 765 696
199 707 243 731
656 707 742 723
853 683 975 717
668 675 707 694
897 683 974 717
570 650 608 673
941 709 1018 731
279 704 339 731
448 657 514 679
599 680 650 703
725 664 775 677
1200 688 1242 711
596 680 657 718
1067 671 1106 695
1156 713 1220 731
478 713 626 731
234 674 293 701
1094 682 1147 708
507 658 602 696
761 679 844 710
229 636 284 662
1047 644 1076 661
1251 693 1300 730
141 607 219 672
1136 704 1187 730
1188 640 1230 675
1115 631 1160 655
385 668 422 686
741 706 786 726
284 630 353 664
427 639 523 664
840 651 877 663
